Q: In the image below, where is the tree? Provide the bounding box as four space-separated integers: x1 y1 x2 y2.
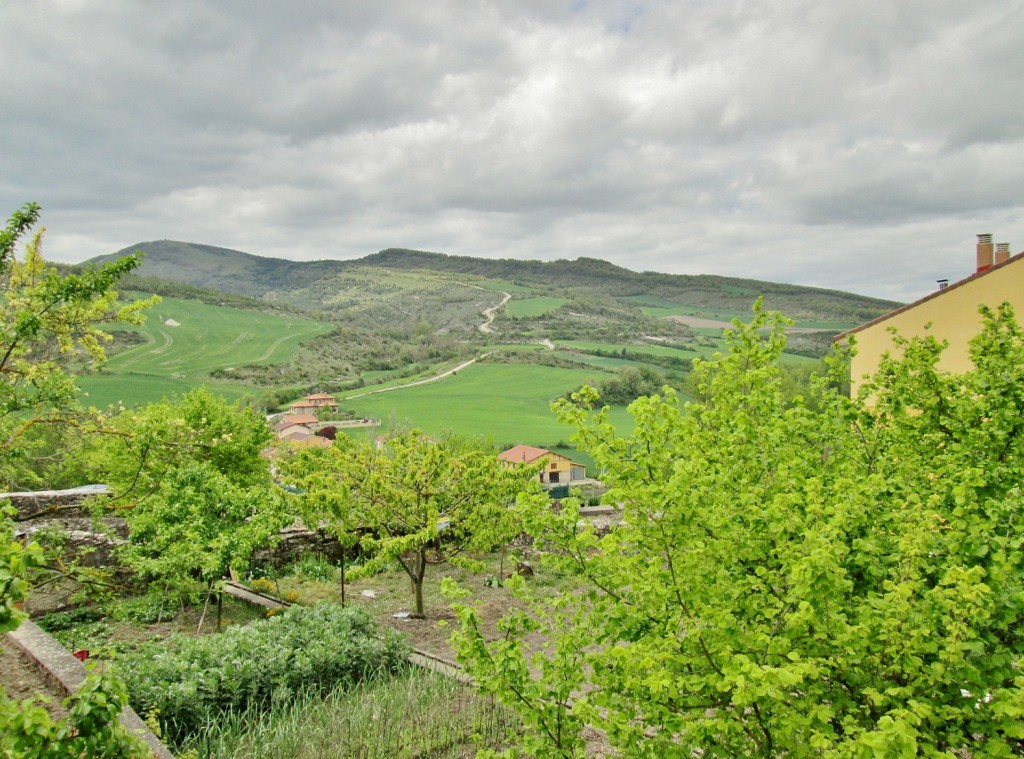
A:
281 431 536 618
92 388 287 625
93 386 273 499
0 202 153 488
452 302 1024 757
0 203 151 756
277 441 364 608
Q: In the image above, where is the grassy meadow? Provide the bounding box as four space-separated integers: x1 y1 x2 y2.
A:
338 361 634 447
79 296 330 408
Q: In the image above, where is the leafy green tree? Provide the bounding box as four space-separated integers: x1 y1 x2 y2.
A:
453 302 1024 757
282 431 536 618
277 442 364 607
0 202 152 488
92 388 287 623
0 203 152 756
94 386 273 498
564 365 668 407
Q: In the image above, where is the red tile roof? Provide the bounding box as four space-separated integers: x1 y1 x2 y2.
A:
281 413 318 426
498 444 551 463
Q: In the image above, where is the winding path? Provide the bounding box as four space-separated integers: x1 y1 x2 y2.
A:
459 284 511 334
342 284 511 400
343 355 489 400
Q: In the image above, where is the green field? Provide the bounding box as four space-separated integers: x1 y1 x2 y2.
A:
505 296 571 318
339 362 634 446
79 297 331 407
557 339 714 362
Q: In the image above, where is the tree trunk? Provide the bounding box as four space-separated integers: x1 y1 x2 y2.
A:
413 549 427 618
413 575 425 618
339 550 346 607
216 588 223 632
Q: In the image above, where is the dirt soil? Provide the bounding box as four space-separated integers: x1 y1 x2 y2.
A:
0 635 69 721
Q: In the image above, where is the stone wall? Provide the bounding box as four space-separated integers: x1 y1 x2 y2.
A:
3 487 348 613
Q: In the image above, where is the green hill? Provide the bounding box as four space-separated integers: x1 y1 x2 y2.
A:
81 241 901 431
90 242 899 325
79 296 332 408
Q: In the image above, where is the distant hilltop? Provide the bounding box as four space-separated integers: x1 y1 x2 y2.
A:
88 241 899 324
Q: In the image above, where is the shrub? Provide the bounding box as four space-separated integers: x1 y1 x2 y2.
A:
106 593 165 624
284 553 337 583
118 603 410 745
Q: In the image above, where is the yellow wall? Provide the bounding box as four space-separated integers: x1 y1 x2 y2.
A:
540 453 572 482
848 257 1024 396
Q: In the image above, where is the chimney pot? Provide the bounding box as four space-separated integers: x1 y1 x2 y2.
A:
977 233 994 272
995 242 1011 265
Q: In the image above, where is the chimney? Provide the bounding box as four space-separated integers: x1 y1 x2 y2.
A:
995 242 1011 265
936 278 949 289
977 233 994 272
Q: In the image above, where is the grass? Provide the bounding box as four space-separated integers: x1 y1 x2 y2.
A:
79 374 258 409
176 668 518 758
553 350 671 372
79 296 330 407
505 296 570 318
338 362 635 444
557 339 715 361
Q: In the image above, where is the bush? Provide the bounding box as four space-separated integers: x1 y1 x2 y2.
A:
106 593 165 624
118 603 410 745
36 605 105 633
285 553 337 583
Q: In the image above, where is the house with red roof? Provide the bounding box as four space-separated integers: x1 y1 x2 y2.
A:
498 444 586 484
289 392 338 412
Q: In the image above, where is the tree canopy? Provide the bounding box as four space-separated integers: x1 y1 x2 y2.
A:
0 203 151 756
0 202 153 488
280 431 537 617
90 387 285 597
453 302 1024 758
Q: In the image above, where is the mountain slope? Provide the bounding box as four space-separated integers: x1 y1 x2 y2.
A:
91 242 899 323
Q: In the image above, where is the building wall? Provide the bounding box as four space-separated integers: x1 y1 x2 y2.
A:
848 256 1024 396
539 452 574 483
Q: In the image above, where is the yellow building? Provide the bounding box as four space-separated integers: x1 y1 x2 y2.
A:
838 234 1024 396
497 444 586 484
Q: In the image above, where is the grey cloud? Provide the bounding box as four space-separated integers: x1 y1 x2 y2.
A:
2 1 1023 302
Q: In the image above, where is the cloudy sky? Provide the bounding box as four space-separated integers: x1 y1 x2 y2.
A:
2 1 1022 302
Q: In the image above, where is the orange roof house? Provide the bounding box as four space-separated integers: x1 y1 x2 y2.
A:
498 445 586 485
288 433 332 449
289 392 337 411
837 234 1024 397
279 413 318 427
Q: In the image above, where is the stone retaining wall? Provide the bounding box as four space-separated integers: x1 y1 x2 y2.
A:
7 621 174 758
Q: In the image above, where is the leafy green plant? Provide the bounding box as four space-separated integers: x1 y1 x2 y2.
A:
0 666 147 758
284 553 338 583
106 593 166 625
119 603 410 746
454 301 1024 757
36 604 106 633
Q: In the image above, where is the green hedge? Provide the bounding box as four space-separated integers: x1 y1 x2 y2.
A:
118 603 410 745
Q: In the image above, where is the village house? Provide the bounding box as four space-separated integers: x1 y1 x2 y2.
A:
288 392 338 413
837 234 1024 397
283 430 332 448
272 413 322 444
498 444 586 484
